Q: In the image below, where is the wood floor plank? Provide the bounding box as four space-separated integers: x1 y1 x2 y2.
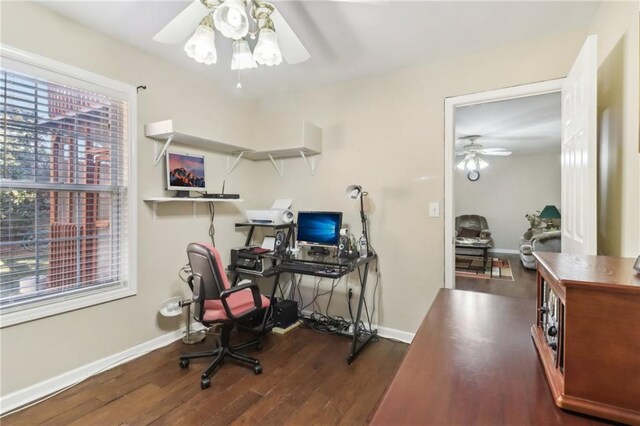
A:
337 342 407 425
68 383 165 425
3 329 408 426
38 398 105 426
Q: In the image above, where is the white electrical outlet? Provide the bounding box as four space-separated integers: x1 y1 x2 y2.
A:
429 202 440 217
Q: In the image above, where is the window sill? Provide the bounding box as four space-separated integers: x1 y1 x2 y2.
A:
0 284 137 328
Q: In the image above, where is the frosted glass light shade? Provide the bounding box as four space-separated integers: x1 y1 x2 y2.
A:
478 157 489 169
231 39 257 70
214 0 249 39
253 28 282 66
184 20 217 65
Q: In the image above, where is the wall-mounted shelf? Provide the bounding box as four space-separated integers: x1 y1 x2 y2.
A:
144 119 252 171
243 123 322 176
242 147 319 161
143 197 243 219
144 120 322 176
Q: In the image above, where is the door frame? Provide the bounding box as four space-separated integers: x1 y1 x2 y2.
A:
443 79 565 290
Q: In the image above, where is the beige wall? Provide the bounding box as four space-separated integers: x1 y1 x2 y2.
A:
454 153 561 251
248 30 588 334
591 1 640 257
0 2 260 396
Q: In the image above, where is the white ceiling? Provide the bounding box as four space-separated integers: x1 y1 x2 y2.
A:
37 1 600 97
455 91 561 155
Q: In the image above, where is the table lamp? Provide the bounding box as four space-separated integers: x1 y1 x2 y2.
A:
539 205 561 227
345 184 371 256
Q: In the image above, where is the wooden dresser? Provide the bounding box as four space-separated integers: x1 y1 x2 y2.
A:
532 252 640 425
370 289 610 425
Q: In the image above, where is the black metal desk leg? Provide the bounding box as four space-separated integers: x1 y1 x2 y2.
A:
347 262 376 364
260 271 281 334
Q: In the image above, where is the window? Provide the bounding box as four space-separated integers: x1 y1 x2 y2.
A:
0 46 136 327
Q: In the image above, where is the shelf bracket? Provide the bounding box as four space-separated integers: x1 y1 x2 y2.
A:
299 151 317 176
226 151 245 174
153 135 174 166
151 202 158 220
268 154 284 177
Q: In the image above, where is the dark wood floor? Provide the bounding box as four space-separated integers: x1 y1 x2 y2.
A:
3 329 407 426
456 253 537 299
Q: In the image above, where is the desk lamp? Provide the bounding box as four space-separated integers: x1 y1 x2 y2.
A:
159 297 206 344
539 205 561 228
345 184 371 256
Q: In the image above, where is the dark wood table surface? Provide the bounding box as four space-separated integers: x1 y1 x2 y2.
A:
369 289 613 425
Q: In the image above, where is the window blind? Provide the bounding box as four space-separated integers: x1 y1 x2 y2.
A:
0 68 130 311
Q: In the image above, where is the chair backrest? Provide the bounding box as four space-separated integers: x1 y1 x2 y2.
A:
186 243 230 321
455 214 489 232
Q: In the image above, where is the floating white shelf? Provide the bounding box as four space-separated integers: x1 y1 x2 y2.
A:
143 197 243 219
243 123 322 176
144 119 252 171
144 120 322 176
242 146 320 161
143 197 243 203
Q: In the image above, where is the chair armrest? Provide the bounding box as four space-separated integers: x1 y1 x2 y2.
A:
220 282 263 320
479 229 491 238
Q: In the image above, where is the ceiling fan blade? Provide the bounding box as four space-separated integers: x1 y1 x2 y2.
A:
479 147 507 152
153 0 210 45
455 152 468 156
482 151 512 156
270 4 311 65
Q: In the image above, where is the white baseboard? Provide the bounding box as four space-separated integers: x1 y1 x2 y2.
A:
0 324 198 416
488 248 520 254
377 326 415 344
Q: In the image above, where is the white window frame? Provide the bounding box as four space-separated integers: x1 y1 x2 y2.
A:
0 44 137 327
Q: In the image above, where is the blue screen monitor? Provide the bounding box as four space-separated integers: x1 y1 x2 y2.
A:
296 211 342 248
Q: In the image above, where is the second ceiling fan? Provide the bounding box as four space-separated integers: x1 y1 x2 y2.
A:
455 134 512 175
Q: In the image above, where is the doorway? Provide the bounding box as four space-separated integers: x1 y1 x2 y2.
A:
452 92 562 297
443 79 564 291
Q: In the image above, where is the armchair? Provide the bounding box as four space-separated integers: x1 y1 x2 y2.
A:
519 231 561 269
455 215 492 242
179 242 271 389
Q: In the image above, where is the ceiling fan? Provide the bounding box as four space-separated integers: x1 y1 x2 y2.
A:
153 0 310 72
455 135 512 172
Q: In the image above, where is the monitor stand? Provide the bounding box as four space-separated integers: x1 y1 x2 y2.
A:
308 246 330 256
174 191 190 198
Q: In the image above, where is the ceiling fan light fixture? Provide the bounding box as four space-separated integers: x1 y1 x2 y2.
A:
184 15 217 65
253 27 282 66
478 157 489 169
214 0 250 39
231 39 257 70
456 159 466 170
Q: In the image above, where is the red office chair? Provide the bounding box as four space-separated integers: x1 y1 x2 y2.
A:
179 242 271 389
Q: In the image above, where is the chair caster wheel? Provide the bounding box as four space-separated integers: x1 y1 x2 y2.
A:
201 378 211 389
255 342 263 350
179 359 189 369
253 365 262 375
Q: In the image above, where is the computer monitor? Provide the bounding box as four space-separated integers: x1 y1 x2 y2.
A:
166 151 206 195
296 211 342 250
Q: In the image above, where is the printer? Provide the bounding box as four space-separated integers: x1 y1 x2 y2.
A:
230 247 267 274
245 199 294 225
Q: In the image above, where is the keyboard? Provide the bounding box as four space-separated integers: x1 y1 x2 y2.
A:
276 262 341 276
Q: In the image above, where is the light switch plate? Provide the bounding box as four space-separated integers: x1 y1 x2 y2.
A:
429 202 440 218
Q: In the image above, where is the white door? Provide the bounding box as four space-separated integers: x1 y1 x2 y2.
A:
561 35 598 255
